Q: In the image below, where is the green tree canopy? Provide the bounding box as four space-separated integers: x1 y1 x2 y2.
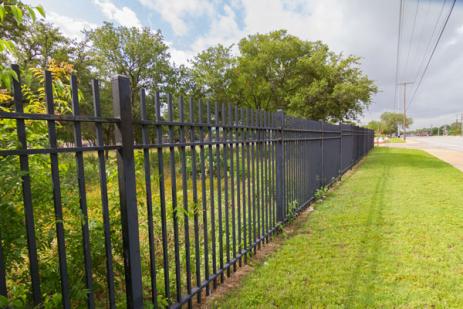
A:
448 121 461 135
3 13 378 124
236 30 377 121
12 21 69 70
86 22 172 107
188 30 377 122
0 0 45 87
380 112 413 135
366 120 384 134
189 44 235 102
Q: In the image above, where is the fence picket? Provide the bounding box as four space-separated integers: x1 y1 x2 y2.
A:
45 70 71 309
91 79 116 309
11 64 42 305
71 75 95 309
0 66 373 309
140 88 158 308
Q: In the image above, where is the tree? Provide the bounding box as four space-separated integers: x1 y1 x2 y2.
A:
367 120 384 135
189 44 235 102
231 30 306 110
12 21 69 70
228 30 377 121
0 0 45 87
379 112 412 135
166 64 195 97
288 52 377 121
448 121 461 135
86 22 172 110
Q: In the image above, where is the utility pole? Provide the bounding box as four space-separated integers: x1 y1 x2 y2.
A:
398 81 413 141
461 113 463 137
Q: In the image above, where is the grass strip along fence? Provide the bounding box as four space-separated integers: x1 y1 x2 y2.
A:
0 65 373 308
218 147 463 307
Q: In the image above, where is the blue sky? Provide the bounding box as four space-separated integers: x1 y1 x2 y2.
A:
24 0 463 128
26 0 250 63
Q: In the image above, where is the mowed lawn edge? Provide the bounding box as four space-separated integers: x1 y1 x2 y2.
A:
210 147 463 308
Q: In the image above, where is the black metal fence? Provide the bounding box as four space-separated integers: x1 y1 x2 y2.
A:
0 66 373 308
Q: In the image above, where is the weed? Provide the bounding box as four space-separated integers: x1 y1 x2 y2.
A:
314 186 328 201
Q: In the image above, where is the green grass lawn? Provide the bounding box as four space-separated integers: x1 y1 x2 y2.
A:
214 147 463 307
386 136 405 143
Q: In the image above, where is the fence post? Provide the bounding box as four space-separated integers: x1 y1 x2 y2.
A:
321 122 325 186
339 124 343 177
275 109 285 223
111 75 144 308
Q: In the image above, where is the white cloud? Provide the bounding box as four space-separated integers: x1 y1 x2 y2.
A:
239 0 344 43
192 5 242 52
42 0 463 128
94 0 142 28
231 0 463 129
165 4 242 65
138 0 214 35
47 12 97 39
164 40 194 66
169 48 195 66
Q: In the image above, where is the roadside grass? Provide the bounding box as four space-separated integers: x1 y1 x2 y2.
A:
214 147 463 307
386 137 405 143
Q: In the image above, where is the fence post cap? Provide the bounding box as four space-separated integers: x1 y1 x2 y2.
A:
111 74 130 82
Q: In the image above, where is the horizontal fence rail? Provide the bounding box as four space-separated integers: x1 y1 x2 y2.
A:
0 65 374 308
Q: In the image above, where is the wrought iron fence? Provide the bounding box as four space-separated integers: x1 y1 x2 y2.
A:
0 66 373 308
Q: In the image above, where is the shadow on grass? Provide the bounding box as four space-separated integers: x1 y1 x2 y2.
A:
345 155 389 307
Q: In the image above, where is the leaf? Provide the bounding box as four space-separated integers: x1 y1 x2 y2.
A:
9 5 23 24
35 5 46 18
26 6 36 22
0 5 5 22
1 68 12 89
9 68 18 81
5 40 15 53
0 39 16 53
12 298 24 308
0 295 8 307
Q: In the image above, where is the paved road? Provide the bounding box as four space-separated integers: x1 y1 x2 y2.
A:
405 136 463 151
385 136 463 172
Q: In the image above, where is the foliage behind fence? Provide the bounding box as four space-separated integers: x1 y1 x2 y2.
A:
0 66 373 308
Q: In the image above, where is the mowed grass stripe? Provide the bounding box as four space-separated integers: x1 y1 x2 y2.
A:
216 147 463 307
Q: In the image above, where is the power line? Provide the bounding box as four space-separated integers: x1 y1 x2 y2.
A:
402 0 421 80
409 0 432 82
393 0 404 112
410 0 447 86
408 0 456 107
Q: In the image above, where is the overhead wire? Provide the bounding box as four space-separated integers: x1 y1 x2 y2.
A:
409 0 432 81
409 0 447 86
408 0 456 107
393 0 405 113
402 0 421 81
